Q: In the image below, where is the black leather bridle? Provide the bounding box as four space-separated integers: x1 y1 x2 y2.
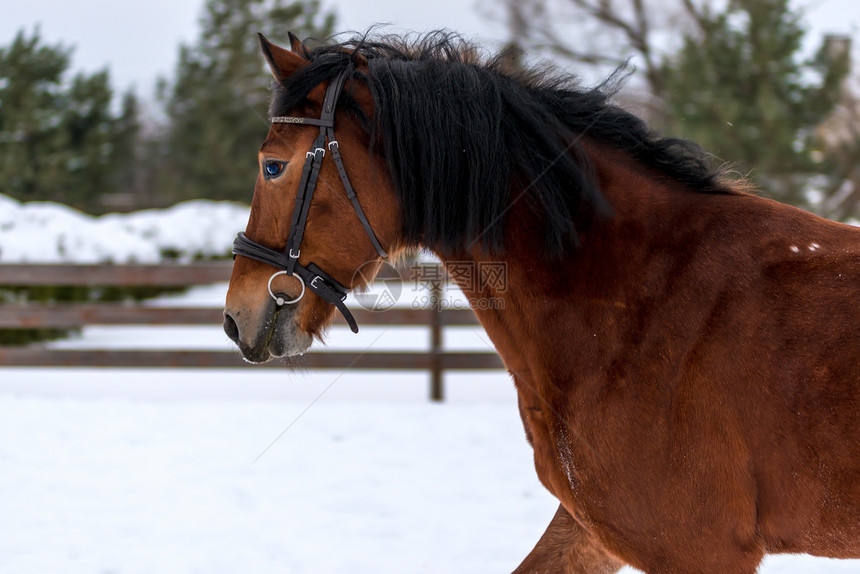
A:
231 67 387 333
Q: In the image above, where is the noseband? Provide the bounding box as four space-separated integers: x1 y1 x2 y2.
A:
231 67 387 333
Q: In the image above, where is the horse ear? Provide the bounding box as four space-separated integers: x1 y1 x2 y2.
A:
258 33 308 83
287 31 307 55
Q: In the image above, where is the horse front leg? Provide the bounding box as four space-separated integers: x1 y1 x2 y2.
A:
513 504 625 574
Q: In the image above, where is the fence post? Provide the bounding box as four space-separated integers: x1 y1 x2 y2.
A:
429 282 444 401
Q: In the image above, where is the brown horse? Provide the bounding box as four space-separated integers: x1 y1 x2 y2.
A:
223 32 860 573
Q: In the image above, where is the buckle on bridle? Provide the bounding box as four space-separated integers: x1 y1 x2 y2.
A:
289 248 300 259
310 275 324 289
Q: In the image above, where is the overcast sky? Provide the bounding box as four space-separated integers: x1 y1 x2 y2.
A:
0 0 506 97
0 0 857 99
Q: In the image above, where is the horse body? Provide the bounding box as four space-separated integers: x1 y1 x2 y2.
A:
224 33 860 573
453 146 860 571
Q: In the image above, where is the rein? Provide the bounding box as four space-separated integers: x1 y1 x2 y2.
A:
231 67 387 333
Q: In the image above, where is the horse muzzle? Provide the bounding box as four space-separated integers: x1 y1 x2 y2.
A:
223 300 312 363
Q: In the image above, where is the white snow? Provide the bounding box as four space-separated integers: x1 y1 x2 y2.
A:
0 195 249 263
2 195 859 572
3 372 859 574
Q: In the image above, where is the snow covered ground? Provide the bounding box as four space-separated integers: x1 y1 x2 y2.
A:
3 367 860 574
0 389 554 574
1 196 859 573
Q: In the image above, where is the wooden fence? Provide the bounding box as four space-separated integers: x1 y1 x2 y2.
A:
0 262 504 400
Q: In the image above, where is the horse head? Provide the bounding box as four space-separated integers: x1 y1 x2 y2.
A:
223 35 401 363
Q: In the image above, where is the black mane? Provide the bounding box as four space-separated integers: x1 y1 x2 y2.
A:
271 32 729 257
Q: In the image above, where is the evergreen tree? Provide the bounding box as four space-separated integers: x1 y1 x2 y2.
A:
61 70 119 208
0 29 70 203
105 90 145 209
0 28 143 211
156 0 336 203
659 0 850 206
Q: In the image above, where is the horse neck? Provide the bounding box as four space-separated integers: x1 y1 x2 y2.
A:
431 147 708 381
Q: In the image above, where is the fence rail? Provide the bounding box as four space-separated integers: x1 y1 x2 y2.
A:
0 262 504 400
0 305 486 329
0 262 234 286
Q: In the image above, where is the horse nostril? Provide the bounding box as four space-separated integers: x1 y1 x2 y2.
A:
223 311 240 344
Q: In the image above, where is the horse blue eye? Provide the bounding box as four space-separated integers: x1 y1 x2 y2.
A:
264 161 284 178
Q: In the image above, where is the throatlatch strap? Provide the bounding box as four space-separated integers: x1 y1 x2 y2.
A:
325 126 387 259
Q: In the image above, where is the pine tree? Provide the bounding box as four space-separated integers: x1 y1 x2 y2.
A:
107 90 144 205
156 0 336 203
0 29 70 203
60 70 119 208
0 28 144 212
659 0 850 206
